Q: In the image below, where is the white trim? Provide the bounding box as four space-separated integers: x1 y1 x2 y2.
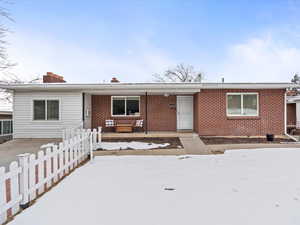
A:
0 82 293 91
226 92 259 117
32 98 61 121
111 96 141 117
284 91 287 134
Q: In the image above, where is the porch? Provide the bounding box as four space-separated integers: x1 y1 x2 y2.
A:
102 131 197 138
83 87 199 133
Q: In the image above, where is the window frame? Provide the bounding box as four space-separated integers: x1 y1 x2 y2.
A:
226 92 259 117
111 96 140 117
32 98 61 121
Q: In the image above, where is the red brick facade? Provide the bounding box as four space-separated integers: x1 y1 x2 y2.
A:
194 89 285 136
287 103 296 126
92 95 177 132
91 89 285 136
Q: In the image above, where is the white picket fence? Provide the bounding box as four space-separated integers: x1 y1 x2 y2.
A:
0 127 102 224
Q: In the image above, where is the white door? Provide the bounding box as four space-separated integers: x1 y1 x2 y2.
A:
177 96 193 130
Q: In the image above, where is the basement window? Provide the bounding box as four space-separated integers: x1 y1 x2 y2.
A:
111 96 140 116
227 93 258 116
33 99 60 120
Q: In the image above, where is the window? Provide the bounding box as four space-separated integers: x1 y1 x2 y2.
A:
33 100 59 120
0 120 13 135
227 93 258 116
112 96 140 116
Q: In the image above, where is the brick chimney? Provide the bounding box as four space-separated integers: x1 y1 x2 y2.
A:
43 72 66 83
111 77 119 83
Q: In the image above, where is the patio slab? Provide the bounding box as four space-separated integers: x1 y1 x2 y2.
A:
0 138 61 168
102 131 196 138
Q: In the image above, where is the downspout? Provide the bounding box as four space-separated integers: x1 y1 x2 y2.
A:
284 89 298 141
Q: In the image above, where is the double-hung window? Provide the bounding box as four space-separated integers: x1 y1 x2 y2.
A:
33 99 59 120
227 93 258 116
111 96 140 116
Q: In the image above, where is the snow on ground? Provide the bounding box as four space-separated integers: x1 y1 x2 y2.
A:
10 148 300 225
96 141 170 150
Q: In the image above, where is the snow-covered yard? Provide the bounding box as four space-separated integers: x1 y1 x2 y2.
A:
9 148 300 225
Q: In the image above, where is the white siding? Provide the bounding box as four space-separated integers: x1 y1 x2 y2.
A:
13 91 83 138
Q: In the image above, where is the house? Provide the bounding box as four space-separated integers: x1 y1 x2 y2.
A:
286 90 300 133
0 72 294 139
0 99 12 120
0 99 13 139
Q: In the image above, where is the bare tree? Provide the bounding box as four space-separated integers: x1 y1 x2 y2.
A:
0 74 41 102
153 64 204 83
291 73 300 84
0 0 15 70
291 73 300 95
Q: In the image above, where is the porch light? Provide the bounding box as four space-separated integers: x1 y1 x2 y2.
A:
164 93 169 97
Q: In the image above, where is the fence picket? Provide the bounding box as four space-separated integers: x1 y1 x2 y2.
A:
53 145 59 183
9 162 20 215
73 137 78 168
0 167 7 224
59 143 64 178
64 141 69 174
37 151 45 195
28 154 36 201
45 148 52 189
18 153 29 208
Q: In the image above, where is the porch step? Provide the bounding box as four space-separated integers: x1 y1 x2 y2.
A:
179 135 211 155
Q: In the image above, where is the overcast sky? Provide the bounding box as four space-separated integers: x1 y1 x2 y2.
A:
3 0 300 83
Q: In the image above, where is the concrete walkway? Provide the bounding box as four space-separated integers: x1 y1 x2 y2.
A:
0 138 61 168
179 135 211 155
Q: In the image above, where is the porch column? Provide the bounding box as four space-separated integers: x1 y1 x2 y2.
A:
145 92 148 134
296 101 300 129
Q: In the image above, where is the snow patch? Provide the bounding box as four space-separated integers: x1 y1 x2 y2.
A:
96 141 170 150
40 143 56 149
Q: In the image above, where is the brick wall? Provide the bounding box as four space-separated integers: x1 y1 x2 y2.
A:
194 89 285 136
287 103 296 126
91 95 177 131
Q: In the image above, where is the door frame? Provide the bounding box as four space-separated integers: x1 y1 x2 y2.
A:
176 96 194 130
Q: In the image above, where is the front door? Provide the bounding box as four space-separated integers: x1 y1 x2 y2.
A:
176 96 193 130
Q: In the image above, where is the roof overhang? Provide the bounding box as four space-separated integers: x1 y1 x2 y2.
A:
0 111 12 115
0 82 294 92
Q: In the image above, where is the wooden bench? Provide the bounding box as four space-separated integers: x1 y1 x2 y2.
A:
115 123 133 133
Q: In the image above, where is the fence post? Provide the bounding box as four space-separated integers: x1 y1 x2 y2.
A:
89 133 93 161
62 129 66 141
98 127 102 144
92 129 97 150
17 153 30 209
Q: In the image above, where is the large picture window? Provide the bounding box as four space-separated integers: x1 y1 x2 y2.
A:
227 93 258 116
112 96 140 116
33 99 59 120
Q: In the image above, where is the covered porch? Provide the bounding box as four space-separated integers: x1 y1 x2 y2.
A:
82 86 200 134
